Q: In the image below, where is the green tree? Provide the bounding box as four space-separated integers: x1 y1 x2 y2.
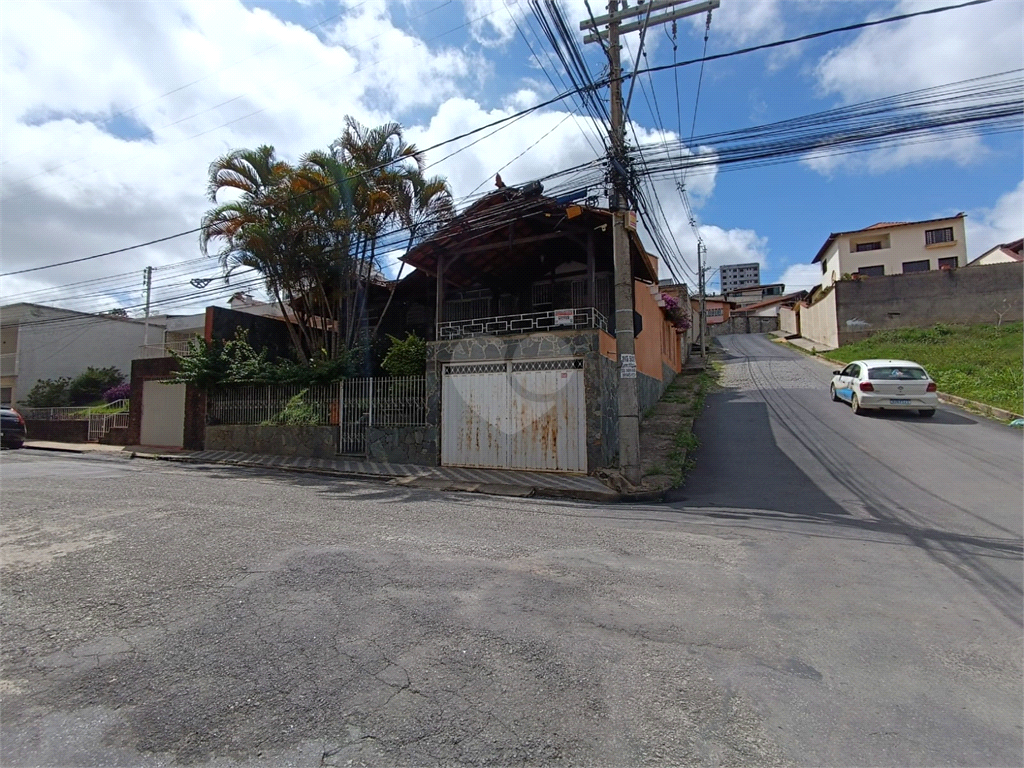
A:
23 377 72 408
68 367 124 406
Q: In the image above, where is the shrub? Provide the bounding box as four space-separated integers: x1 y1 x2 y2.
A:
381 333 426 378
24 377 72 408
103 382 132 403
68 366 125 406
261 390 320 426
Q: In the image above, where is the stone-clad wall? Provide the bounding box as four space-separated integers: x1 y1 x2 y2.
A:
367 426 438 466
206 425 336 458
597 353 618 468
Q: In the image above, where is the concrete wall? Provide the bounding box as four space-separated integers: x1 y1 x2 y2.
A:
708 315 780 336
822 217 967 289
205 424 337 458
798 289 840 350
832 261 1023 345
1 304 162 406
206 306 296 360
23 419 88 443
367 426 438 466
779 306 799 336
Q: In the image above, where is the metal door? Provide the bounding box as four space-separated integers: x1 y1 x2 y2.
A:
140 379 186 448
441 359 586 472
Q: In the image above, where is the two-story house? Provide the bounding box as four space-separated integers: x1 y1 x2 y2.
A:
814 213 967 288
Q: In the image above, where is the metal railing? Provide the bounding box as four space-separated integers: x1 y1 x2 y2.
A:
339 376 427 455
21 403 128 421
88 412 130 441
437 307 607 340
138 340 195 358
207 383 341 426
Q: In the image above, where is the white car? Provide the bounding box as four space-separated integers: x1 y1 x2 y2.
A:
830 359 939 417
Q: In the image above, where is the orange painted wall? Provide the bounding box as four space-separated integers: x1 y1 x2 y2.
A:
599 329 616 360
599 283 680 378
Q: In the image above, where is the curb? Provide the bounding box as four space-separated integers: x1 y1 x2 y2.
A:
22 443 87 454
781 343 1023 423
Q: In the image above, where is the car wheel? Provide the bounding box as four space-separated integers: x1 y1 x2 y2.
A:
918 409 936 418
851 394 865 416
830 384 840 402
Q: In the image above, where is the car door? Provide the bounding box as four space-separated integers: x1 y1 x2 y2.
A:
838 363 859 400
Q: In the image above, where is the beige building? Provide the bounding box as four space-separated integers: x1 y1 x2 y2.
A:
968 238 1022 266
813 213 967 290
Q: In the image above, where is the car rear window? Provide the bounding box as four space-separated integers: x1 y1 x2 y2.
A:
868 367 928 380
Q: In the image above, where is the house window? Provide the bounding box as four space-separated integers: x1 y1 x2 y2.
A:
855 241 882 252
858 265 885 277
821 261 827 274
938 256 958 270
925 227 954 245
0 386 10 406
902 259 930 273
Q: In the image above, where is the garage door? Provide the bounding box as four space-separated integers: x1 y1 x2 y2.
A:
441 359 586 472
140 379 186 448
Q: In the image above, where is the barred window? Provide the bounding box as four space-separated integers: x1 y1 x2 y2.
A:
925 227 954 245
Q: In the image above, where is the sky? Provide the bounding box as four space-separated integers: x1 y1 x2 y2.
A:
1 0 1021 318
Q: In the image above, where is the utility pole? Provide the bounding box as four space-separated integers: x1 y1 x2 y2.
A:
142 266 153 347
698 242 707 361
582 0 719 484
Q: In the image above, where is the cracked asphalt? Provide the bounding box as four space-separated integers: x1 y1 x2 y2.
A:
2 334 1021 767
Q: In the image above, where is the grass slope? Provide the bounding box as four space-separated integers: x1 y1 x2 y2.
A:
827 323 1023 415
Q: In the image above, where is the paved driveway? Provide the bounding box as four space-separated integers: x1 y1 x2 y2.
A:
1 335 1021 767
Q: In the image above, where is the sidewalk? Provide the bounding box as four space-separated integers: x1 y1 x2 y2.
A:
145 450 620 502
22 440 127 454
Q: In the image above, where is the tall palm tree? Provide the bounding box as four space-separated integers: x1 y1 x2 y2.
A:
371 172 454 341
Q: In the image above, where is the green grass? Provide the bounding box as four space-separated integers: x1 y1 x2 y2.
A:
662 365 718 485
826 323 1023 415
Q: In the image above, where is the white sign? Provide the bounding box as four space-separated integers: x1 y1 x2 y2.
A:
620 353 636 379
554 309 574 326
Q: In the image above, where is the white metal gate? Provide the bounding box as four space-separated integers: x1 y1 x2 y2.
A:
441 358 586 472
140 380 186 448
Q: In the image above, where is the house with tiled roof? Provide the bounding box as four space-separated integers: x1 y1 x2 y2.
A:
968 237 1023 266
813 213 967 290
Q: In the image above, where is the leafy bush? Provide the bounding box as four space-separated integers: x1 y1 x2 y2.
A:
381 333 426 378
103 382 132 403
68 366 125 406
260 390 320 426
24 377 72 408
171 329 359 389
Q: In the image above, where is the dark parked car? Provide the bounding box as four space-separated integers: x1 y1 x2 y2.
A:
1 406 27 448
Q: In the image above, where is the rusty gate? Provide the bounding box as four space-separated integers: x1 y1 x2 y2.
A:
440 358 586 473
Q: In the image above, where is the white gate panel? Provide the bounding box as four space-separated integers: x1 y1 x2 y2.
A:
508 360 586 472
140 380 186 448
441 363 509 469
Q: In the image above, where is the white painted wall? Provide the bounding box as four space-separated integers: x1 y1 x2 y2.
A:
821 217 967 289
797 290 839 350
0 304 164 404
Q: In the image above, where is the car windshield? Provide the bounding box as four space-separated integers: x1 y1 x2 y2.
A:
868 366 927 380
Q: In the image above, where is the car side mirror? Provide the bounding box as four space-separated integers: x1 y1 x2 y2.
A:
832 370 842 375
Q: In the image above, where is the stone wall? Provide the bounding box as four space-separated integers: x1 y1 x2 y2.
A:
367 426 438 466
24 419 88 443
596 352 619 469
708 315 780 336
205 425 337 458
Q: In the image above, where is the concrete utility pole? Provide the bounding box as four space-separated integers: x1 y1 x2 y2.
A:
142 265 153 347
698 242 707 361
582 0 719 484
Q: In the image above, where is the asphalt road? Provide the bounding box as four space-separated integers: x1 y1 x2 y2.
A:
1 334 1021 767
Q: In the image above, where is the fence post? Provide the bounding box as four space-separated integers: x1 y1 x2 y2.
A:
368 377 375 427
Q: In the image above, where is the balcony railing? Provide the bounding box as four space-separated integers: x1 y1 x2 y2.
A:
0 352 17 376
437 307 608 340
137 340 195 358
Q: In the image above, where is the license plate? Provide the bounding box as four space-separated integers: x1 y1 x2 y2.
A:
890 399 911 405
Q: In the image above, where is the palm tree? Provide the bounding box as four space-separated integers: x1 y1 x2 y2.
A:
371 172 454 341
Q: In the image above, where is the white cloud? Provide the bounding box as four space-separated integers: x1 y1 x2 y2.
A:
965 180 1024 259
689 0 785 46
806 0 1023 171
800 132 988 175
776 263 823 291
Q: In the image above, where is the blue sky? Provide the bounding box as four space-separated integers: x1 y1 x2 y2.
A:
2 0 1021 311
